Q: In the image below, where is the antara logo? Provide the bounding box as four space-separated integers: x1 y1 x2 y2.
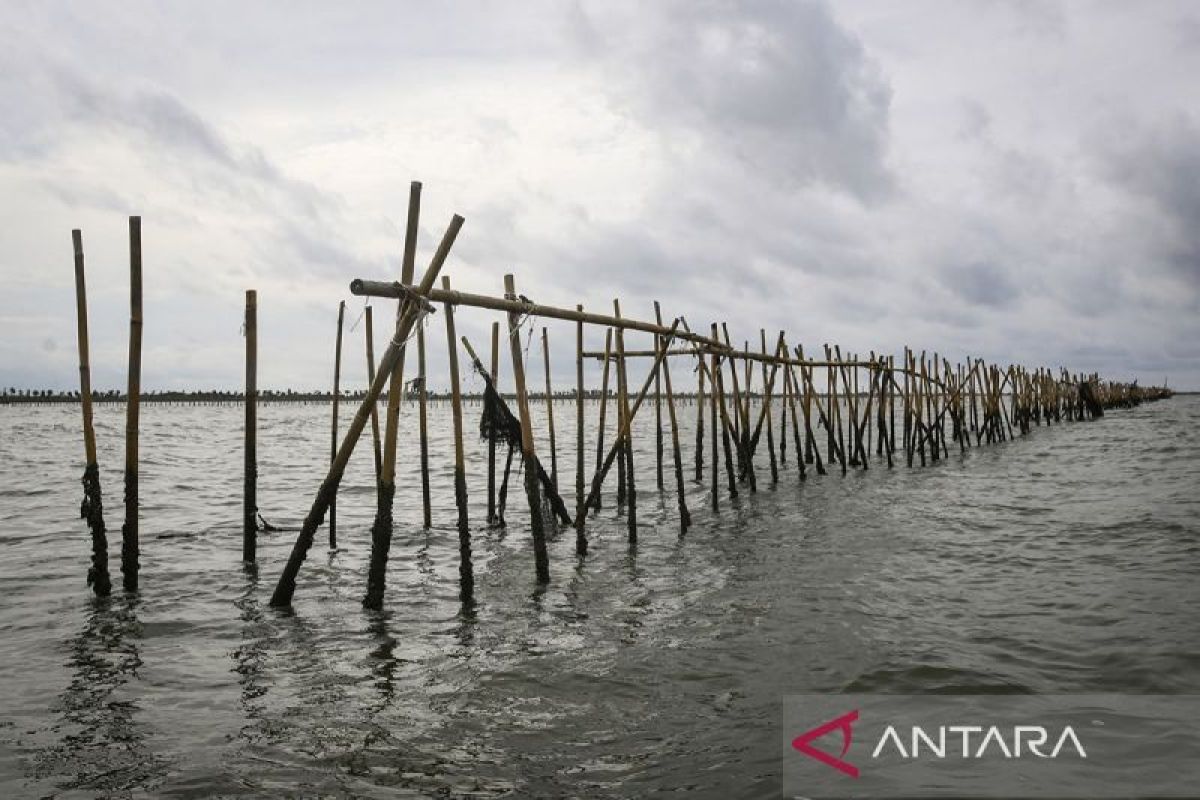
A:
793 710 1088 778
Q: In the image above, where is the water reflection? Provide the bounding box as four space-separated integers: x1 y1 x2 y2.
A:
36 597 165 794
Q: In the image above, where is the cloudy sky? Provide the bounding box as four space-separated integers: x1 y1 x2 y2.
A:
2 0 1197 393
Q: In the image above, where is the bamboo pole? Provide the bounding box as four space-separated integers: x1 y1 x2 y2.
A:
761 330 778 485
487 321 499 524
243 289 257 564
695 344 705 482
709 329 720 511
417 322 431 528
329 299 345 549
377 181 421 532
504 274 550 583
541 326 558 489
364 305 382 488
72 229 111 597
660 326 691 534
614 299 637 542
592 329 612 512
654 301 664 492
122 215 142 593
442 277 473 601
297 212 462 611
575 306 586 555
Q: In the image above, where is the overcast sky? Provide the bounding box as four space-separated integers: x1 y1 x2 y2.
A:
2 0 1197 393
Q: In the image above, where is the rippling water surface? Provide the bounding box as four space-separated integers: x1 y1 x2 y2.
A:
1 396 1197 797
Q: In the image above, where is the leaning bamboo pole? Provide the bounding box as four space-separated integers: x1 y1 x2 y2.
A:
364 306 383 489
329 299 345 549
614 299 637 542
416 322 431 529
541 327 558 489
487 321 500 524
72 229 111 597
442 276 473 601
659 325 691 534
574 306 586 554
122 216 142 593
277 212 465 611
503 273 550 583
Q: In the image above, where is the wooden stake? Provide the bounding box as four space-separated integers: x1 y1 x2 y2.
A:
329 299 345 549
504 274 550 583
72 229 111 596
695 344 706 482
660 328 691 534
443 277 473 600
122 216 142 593
593 329 613 512
761 329 778 485
243 289 257 564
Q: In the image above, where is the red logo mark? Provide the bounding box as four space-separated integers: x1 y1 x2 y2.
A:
792 709 860 778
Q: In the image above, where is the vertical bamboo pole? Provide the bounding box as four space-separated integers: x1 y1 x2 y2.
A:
377 181 421 530
575 307 586 554
761 329 778 485
709 329 720 511
72 229 111 597
122 216 142 593
504 275 550 583
417 323 431 528
541 327 558 489
243 289 258 564
487 321 499 523
442 277 473 600
592 329 612 512
364 305 383 488
653 301 665 492
782 356 806 481
614 299 637 542
329 299 345 549
660 329 691 534
695 349 706 482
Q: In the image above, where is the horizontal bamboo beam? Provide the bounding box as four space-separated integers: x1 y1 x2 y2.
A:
350 280 724 351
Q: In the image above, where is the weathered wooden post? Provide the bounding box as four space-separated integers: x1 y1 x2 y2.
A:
122 216 142 593
504 275 550 583
364 306 383 487
442 277 473 600
244 289 258 564
541 326 558 489
709 329 720 511
329 299 345 549
487 321 500 524
72 229 111 596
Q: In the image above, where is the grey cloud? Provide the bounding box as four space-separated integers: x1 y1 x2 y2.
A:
938 261 1022 309
576 0 893 201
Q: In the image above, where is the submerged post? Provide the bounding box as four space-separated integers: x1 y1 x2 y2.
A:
417 322 432 529
72 229 111 596
329 299 345 549
243 289 258 564
122 216 142 593
504 274 550 583
614 299 637 542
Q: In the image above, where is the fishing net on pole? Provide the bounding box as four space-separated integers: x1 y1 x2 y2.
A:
476 366 572 527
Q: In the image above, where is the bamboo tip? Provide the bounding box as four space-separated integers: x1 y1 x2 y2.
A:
349 279 365 294
441 275 452 289
72 229 82 251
